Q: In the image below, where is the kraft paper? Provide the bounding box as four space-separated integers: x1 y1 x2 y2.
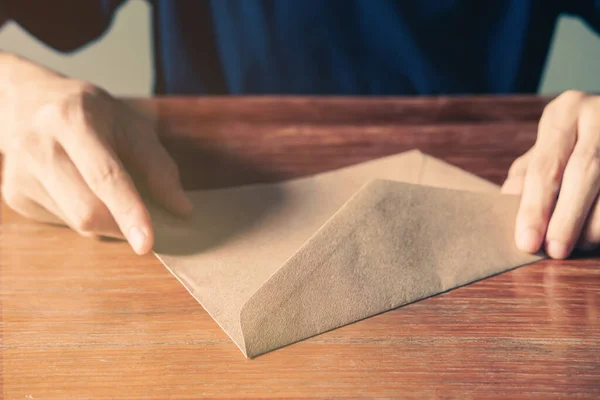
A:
150 150 542 358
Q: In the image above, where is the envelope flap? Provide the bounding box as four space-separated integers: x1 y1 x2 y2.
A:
239 180 542 357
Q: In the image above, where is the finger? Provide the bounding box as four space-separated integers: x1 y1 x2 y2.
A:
516 146 572 254
545 147 600 258
515 92 582 254
1 185 63 225
22 181 66 226
31 141 122 238
1 159 65 225
501 152 531 194
119 114 192 216
10 130 108 238
545 99 600 258
508 148 534 178
55 101 153 255
578 196 600 251
64 133 151 253
501 175 525 195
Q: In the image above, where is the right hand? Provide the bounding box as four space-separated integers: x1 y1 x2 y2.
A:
1 76 192 255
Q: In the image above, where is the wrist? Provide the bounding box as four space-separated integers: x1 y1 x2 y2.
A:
0 52 63 94
0 52 62 153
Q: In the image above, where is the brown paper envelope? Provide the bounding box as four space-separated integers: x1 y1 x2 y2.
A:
151 150 543 357
239 180 542 357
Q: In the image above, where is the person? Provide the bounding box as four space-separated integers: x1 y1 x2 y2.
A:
0 1 599 259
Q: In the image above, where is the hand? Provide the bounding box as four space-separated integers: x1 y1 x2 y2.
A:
502 90 600 259
1 76 192 255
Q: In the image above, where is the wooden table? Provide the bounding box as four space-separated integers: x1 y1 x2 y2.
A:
1 96 599 399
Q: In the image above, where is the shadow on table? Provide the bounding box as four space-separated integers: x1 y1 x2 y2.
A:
147 134 287 256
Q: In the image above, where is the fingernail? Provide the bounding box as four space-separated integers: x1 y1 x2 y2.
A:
128 226 148 254
546 240 569 259
517 228 541 253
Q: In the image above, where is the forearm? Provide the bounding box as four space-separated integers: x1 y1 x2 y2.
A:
0 1 6 26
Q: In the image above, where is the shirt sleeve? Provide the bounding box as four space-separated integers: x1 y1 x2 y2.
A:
0 1 7 27
1 0 127 52
561 0 600 34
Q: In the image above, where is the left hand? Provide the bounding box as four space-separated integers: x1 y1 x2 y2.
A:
502 90 600 259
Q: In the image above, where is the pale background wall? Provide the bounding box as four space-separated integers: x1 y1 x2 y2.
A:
0 0 598 96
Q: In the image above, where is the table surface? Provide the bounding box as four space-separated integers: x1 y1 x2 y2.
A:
1 96 599 399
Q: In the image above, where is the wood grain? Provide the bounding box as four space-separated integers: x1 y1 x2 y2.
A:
2 96 599 399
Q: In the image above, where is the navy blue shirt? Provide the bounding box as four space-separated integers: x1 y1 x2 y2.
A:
4 0 600 95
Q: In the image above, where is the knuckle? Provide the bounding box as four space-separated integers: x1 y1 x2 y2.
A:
71 80 102 95
11 131 39 155
11 132 64 173
528 156 564 190
537 114 572 141
557 89 587 104
579 99 600 130
539 91 587 137
61 92 93 125
1 182 23 211
87 162 124 194
64 84 96 108
34 82 109 130
36 98 75 127
71 203 104 233
33 101 81 137
117 200 138 219
508 155 527 177
570 147 600 176
582 95 600 111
